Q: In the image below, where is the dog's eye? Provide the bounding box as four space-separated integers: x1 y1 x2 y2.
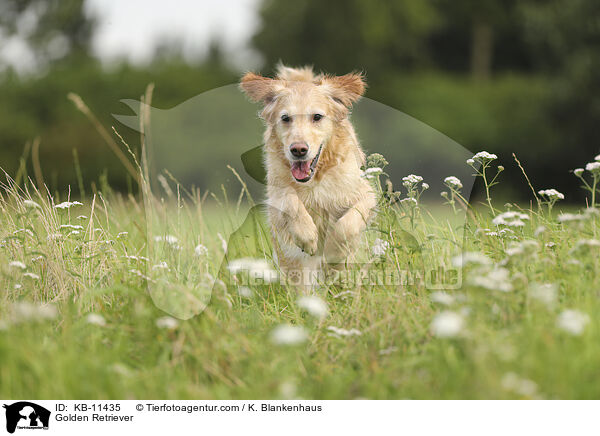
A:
281 114 291 123
312 114 324 122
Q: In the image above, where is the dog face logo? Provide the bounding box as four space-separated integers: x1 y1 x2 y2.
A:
3 402 50 434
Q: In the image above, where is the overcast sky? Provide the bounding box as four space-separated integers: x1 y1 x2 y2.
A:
86 0 261 68
0 0 262 73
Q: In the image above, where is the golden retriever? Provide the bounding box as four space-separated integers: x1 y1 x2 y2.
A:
240 65 376 289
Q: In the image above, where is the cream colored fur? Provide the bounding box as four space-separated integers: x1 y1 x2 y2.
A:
240 65 376 290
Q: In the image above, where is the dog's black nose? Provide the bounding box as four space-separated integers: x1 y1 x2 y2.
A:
290 143 308 158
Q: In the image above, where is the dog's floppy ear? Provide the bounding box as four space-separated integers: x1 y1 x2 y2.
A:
240 72 280 104
321 72 366 108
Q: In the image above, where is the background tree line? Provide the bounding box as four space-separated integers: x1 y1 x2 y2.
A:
0 0 598 201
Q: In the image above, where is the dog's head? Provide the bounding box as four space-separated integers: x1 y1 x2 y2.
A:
240 65 366 183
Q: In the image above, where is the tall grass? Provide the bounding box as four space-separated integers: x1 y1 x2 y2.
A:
2 101 600 399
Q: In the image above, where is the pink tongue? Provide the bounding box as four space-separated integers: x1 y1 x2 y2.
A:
291 161 311 180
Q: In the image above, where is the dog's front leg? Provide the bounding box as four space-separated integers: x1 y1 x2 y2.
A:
324 189 376 263
268 188 318 256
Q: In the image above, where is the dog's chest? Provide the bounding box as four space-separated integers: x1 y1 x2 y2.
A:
297 170 361 224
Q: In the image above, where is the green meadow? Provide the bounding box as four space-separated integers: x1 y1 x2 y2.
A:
2 150 600 400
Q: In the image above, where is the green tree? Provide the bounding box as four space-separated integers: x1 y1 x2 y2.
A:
520 0 600 160
0 0 95 71
252 0 441 76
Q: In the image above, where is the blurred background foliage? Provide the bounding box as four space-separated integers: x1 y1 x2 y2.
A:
0 0 598 201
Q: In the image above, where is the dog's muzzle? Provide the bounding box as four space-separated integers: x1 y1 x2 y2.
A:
290 143 323 183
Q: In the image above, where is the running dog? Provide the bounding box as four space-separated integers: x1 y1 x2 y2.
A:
240 65 376 289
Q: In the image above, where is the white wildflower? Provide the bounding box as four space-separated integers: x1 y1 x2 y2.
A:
12 302 57 323
538 189 564 200
499 228 515 236
86 313 106 326
557 213 584 223
470 268 513 292
237 286 253 298
14 284 22 290
595 154 600 162
279 381 297 399
492 211 529 227
156 316 179 330
227 258 278 283
557 310 589 336
504 246 521 257
534 226 546 237
77 215 88 220
371 238 390 257
529 283 558 307
60 224 83 230
152 261 169 271
271 324 308 345
538 189 564 201
501 372 538 397
129 269 153 282
298 296 329 319
399 197 418 206
327 326 362 337
117 232 128 238
430 291 455 306
430 311 464 338
54 201 83 209
23 272 40 280
473 151 498 161
570 239 600 256
361 167 383 179
466 158 475 165
194 244 208 257
586 162 600 173
505 240 539 257
444 176 463 189
111 363 132 377
402 174 423 185
154 235 179 246
451 252 492 268
9 261 26 270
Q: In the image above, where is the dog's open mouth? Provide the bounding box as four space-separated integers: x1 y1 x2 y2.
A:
290 144 323 183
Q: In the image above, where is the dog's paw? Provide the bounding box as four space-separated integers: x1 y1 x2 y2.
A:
289 217 318 256
323 236 346 264
333 212 362 241
323 213 362 263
